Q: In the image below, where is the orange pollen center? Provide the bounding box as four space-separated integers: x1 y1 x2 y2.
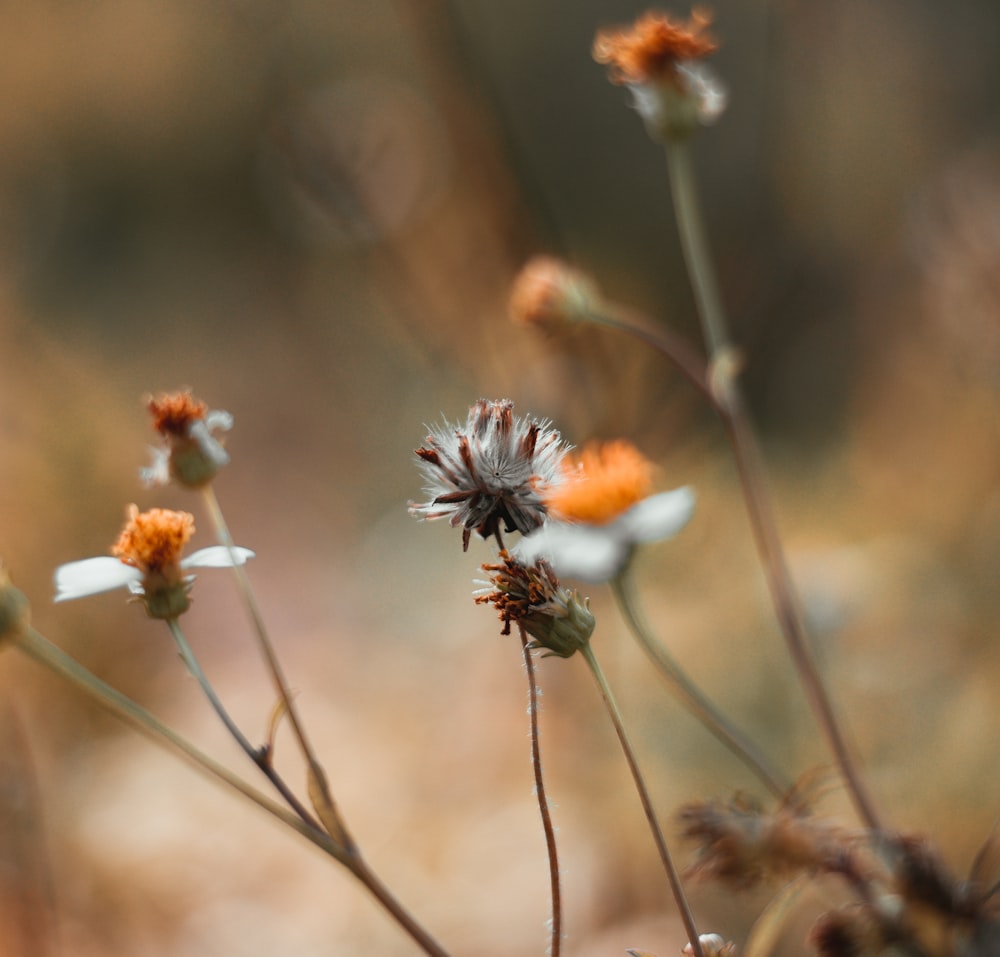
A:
148 391 207 437
593 9 717 86
112 505 195 571
545 440 654 525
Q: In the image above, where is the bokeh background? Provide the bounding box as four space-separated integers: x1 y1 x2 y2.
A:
1 0 999 954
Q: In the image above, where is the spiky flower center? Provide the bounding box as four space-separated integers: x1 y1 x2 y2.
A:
593 9 717 86
112 505 195 572
148 391 207 437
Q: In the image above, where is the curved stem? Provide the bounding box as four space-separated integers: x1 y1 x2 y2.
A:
519 625 562 957
611 571 789 801
200 485 350 847
662 139 884 834
583 304 716 408
579 642 704 957
165 618 322 832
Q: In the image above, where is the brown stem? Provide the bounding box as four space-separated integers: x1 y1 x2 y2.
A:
720 393 884 833
519 625 562 957
349 855 457 957
201 485 355 851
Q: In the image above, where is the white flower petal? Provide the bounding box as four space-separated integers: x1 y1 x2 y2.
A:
189 419 231 469
54 557 141 602
139 446 171 488
204 409 233 433
181 546 255 569
617 487 696 544
514 523 626 584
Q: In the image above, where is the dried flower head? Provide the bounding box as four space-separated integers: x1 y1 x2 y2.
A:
515 440 695 582
678 793 863 890
54 505 254 619
593 9 726 140
509 256 602 329
476 551 595 657
142 390 233 488
409 398 568 550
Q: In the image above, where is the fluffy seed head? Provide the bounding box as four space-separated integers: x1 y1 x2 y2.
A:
410 398 568 550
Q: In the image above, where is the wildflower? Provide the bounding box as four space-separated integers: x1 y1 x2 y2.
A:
509 256 602 329
142 390 232 488
476 551 595 657
54 505 254 619
678 793 863 890
409 398 568 550
593 9 727 141
0 563 30 644
514 440 695 583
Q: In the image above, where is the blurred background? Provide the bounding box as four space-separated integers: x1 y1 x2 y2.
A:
0 0 998 954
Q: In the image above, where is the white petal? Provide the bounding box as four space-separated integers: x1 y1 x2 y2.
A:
139 446 171 487
189 419 230 468
181 546 255 569
204 409 233 433
514 523 626 584
616 487 696 545
54 557 141 602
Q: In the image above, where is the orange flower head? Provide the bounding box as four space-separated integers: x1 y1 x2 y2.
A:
545 441 655 525
509 256 600 329
112 505 195 575
142 390 232 488
593 9 717 87
147 391 208 437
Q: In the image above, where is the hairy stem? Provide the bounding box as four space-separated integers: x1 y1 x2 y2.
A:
519 625 562 957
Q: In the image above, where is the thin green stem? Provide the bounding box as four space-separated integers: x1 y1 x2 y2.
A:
662 138 884 834
165 618 321 831
200 484 348 844
579 642 704 957
519 626 562 957
664 141 731 359
611 571 789 801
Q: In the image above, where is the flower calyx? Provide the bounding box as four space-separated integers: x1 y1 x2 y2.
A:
476 551 595 658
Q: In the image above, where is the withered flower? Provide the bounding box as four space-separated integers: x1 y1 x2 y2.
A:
476 551 594 657
409 399 568 550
